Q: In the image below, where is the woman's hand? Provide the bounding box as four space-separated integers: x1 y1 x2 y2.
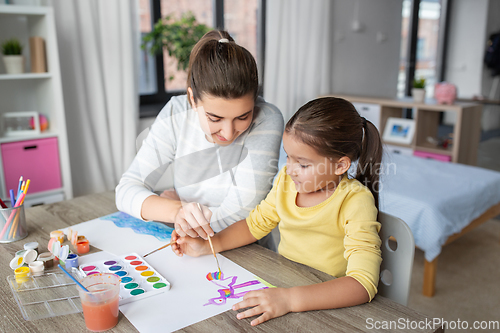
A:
232 288 293 326
159 188 180 201
171 230 211 257
174 202 214 239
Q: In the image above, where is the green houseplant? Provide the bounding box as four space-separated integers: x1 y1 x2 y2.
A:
1 38 25 74
141 12 210 81
412 77 426 103
413 77 426 89
1 38 23 55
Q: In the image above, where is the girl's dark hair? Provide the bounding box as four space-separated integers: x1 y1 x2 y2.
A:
285 97 383 208
187 30 259 104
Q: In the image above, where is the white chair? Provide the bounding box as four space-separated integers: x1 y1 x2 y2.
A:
377 212 415 306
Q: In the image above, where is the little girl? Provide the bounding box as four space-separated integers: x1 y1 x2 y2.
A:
171 97 383 326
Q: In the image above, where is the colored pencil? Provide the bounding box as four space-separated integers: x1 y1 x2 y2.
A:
11 192 25 239
8 210 19 239
16 183 29 236
0 198 7 209
0 193 25 239
16 176 23 200
9 189 15 207
24 179 31 195
5 189 22 239
11 180 30 239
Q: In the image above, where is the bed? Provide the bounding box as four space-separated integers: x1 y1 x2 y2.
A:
380 152 500 296
277 148 500 297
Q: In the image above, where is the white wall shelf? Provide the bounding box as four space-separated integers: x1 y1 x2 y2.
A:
0 5 72 206
0 131 59 144
0 4 48 16
0 73 51 80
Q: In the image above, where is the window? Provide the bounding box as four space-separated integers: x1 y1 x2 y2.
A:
224 0 258 63
139 0 156 96
398 0 449 99
138 0 265 118
160 1 213 92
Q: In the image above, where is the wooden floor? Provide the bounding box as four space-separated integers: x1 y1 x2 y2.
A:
421 202 500 297
409 217 500 333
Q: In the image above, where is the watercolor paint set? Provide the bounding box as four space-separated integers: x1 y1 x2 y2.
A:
78 252 170 305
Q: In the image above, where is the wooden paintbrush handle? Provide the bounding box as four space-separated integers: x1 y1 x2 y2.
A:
143 240 175 257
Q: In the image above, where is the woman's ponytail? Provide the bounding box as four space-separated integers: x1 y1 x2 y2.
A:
187 30 258 105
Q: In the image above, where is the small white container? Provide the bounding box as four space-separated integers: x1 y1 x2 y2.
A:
23 249 38 265
10 255 24 269
24 241 39 253
29 261 44 275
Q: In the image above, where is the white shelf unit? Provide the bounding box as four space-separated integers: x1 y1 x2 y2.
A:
335 95 482 165
0 5 72 205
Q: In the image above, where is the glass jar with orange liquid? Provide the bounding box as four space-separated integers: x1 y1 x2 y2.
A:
79 273 120 332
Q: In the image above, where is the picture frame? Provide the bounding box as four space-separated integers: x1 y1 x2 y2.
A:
382 117 416 145
2 111 40 137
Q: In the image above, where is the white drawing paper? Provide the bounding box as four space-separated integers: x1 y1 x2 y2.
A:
72 215 271 332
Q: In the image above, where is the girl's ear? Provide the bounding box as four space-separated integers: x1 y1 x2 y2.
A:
334 156 351 175
187 87 196 106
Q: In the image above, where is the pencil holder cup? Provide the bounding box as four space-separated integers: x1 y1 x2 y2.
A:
0 204 28 243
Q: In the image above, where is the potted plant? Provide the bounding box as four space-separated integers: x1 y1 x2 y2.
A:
141 12 210 81
1 38 24 74
412 77 426 103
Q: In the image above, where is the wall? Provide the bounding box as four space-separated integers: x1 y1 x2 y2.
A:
140 1 500 131
330 0 402 98
141 0 402 126
481 0 500 96
445 0 488 98
444 0 500 131
480 0 500 131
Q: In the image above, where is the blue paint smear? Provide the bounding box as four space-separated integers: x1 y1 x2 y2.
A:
101 212 173 241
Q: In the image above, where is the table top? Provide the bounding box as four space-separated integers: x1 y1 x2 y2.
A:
0 191 443 333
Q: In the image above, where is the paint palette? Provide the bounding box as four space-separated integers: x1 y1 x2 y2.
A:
78 252 170 305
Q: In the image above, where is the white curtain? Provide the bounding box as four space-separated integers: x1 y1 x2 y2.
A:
264 0 333 122
52 0 139 196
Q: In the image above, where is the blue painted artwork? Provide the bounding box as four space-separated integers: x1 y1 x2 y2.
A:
101 212 173 241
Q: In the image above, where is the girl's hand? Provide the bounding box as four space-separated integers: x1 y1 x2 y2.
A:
232 288 293 326
171 230 211 257
174 202 213 239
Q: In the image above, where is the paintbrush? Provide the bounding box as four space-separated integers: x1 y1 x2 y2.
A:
198 203 222 276
143 240 176 257
207 234 222 276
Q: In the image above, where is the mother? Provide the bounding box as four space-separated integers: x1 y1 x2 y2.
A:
116 30 284 240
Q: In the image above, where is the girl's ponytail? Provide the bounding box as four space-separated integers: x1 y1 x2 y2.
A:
355 119 383 209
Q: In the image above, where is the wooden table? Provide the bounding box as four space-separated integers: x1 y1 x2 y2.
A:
0 192 443 332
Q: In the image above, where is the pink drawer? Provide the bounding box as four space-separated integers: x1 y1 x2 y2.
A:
413 150 451 162
1 137 62 195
